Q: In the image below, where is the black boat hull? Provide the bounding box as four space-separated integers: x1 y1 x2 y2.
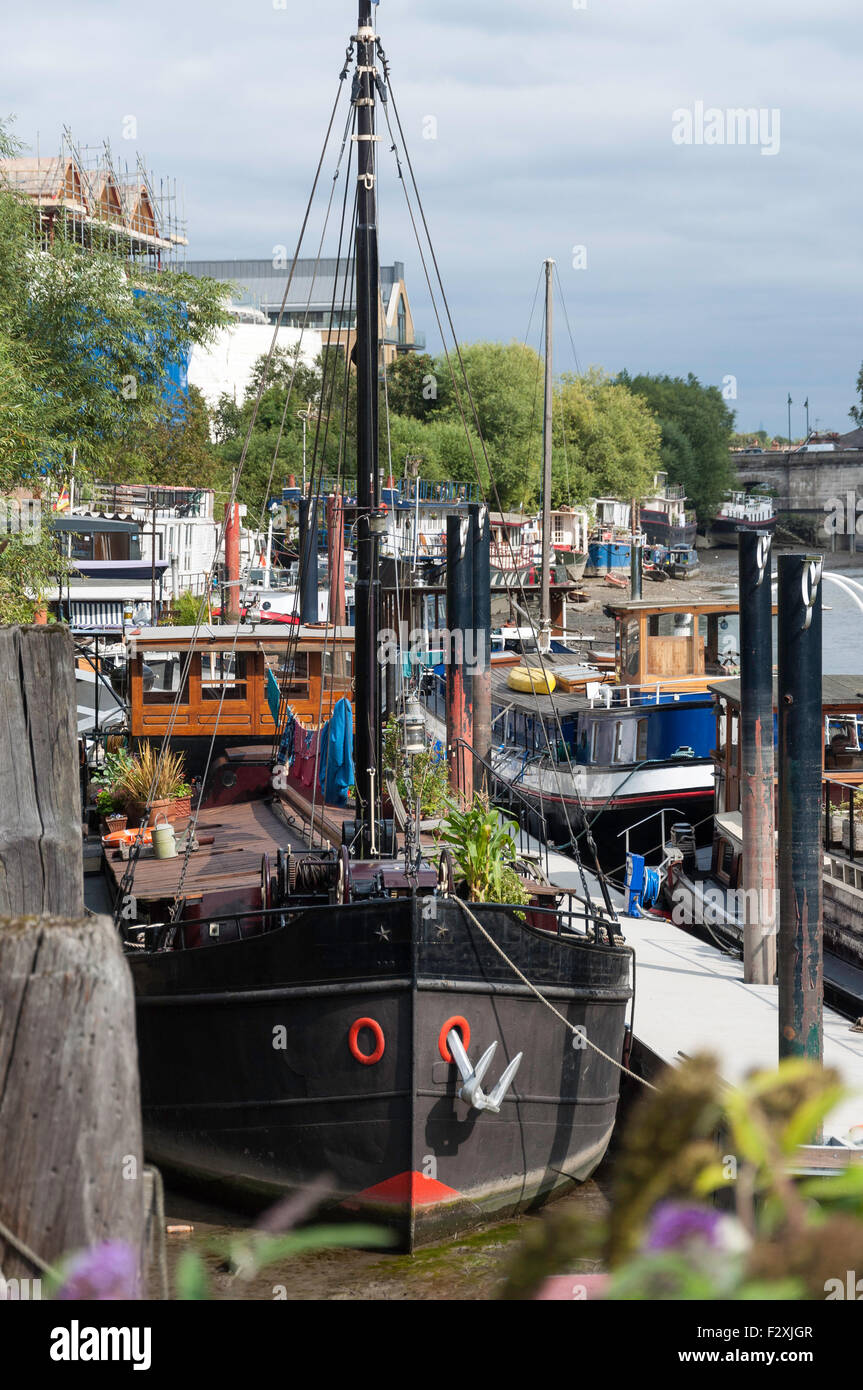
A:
129 897 632 1249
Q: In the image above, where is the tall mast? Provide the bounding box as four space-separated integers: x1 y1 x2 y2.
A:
353 0 382 854
540 258 554 625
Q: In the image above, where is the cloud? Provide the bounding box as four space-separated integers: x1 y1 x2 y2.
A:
2 0 861 430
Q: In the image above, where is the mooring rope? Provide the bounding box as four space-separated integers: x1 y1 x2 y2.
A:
447 895 657 1092
0 1214 58 1278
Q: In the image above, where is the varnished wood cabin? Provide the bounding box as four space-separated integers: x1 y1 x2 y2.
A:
606 598 777 691
127 624 354 740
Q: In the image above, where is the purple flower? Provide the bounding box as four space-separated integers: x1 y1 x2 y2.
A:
55 1240 139 1301
644 1202 724 1253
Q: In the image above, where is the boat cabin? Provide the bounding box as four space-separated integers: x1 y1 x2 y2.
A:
638 473 697 547
708 675 863 889
549 507 590 555
489 512 538 573
711 674 863 817
608 599 773 691
127 623 354 740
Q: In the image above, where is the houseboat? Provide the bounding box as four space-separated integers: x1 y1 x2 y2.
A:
702 492 777 547
545 507 590 582
424 597 752 863
639 473 697 548
489 510 538 588
110 1 634 1253
584 499 635 577
650 675 863 1014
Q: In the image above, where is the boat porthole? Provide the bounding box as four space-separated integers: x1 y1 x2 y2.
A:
438 1016 470 1063
348 1017 385 1066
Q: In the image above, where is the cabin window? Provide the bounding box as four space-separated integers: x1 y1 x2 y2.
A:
589 723 599 763
648 612 693 638
826 717 863 769
201 652 249 701
624 618 640 678
718 840 734 882
636 717 648 761
269 650 309 696
141 652 189 706
322 648 353 689
705 613 740 676
613 721 625 763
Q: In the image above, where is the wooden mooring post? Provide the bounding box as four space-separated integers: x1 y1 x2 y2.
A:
0 626 146 1289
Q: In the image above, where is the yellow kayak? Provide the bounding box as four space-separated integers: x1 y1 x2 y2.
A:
507 666 556 695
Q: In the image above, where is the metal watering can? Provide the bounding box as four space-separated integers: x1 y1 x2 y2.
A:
152 813 177 860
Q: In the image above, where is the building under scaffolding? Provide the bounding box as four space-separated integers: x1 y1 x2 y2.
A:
0 128 187 268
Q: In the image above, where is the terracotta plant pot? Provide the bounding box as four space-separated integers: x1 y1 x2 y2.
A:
146 795 192 826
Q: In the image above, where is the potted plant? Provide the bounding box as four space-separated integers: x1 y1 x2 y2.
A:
116 742 194 826
96 788 127 836
382 714 452 822
440 795 531 907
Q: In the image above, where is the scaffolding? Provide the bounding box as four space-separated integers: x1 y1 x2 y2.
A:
0 127 188 269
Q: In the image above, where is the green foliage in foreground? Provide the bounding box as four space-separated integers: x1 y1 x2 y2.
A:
500 1053 863 1301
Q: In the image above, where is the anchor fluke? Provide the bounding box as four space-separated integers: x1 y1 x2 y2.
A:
446 1028 523 1114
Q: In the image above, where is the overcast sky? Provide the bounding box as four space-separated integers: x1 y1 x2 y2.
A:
5 0 861 435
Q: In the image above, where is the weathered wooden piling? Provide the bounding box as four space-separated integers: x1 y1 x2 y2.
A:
0 915 145 1284
777 555 824 1060
0 626 84 917
0 626 145 1287
738 531 776 985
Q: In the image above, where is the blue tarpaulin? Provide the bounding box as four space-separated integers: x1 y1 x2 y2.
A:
318 697 354 806
266 668 282 725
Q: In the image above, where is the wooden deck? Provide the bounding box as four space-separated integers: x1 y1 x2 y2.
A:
103 799 308 906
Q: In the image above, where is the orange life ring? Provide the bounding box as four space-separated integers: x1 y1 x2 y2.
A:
349 1017 385 1066
438 1016 470 1062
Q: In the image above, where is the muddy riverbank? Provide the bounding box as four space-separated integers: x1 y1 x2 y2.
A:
162 1168 612 1301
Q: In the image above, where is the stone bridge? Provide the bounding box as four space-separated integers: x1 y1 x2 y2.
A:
733 448 863 548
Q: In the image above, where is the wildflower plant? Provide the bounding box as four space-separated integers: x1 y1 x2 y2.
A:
500 1053 863 1300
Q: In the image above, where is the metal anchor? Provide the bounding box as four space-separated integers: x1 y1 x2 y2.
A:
446 1029 523 1114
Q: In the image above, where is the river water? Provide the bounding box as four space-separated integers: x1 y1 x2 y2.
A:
819 568 863 674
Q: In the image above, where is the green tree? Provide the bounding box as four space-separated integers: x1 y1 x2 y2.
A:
618 371 736 521
101 386 221 489
0 118 231 619
382 352 439 420
730 429 771 450
432 341 544 508
850 363 863 427
552 368 662 507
